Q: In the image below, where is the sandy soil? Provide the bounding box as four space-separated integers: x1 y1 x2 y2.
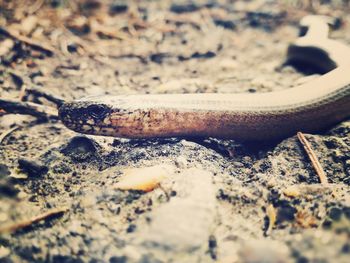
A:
0 1 349 262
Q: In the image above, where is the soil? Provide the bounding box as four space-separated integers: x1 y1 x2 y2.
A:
0 1 350 262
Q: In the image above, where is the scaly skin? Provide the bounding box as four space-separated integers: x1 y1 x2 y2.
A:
58 16 350 141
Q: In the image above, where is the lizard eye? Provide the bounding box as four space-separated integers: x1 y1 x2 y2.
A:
86 104 108 119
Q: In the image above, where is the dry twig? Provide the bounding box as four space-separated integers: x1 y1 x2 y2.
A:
0 27 55 56
0 126 19 145
297 132 328 185
23 88 65 107
0 207 68 234
0 98 58 120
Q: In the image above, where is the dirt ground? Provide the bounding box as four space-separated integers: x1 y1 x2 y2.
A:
0 0 350 262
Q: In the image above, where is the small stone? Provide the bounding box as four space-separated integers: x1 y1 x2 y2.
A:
61 136 99 162
283 186 301 198
115 165 174 192
67 43 79 53
0 246 10 258
137 168 216 252
126 224 136 233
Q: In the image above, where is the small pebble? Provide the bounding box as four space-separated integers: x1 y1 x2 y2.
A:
114 165 174 192
0 246 10 258
60 136 98 162
283 186 301 198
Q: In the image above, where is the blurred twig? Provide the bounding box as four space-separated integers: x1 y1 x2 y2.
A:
0 26 55 56
23 87 65 107
297 132 328 185
0 98 58 121
0 207 68 234
0 127 19 145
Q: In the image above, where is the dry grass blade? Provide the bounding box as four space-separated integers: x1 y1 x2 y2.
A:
0 126 19 145
0 207 68 234
297 132 328 185
265 204 276 235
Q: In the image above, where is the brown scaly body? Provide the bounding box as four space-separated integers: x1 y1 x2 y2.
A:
58 16 350 141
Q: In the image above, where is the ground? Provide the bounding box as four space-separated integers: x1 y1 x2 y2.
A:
0 0 350 262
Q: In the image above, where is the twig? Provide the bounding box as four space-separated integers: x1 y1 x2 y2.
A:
0 27 54 56
0 126 19 145
0 98 58 121
0 207 68 234
297 132 328 185
23 88 65 107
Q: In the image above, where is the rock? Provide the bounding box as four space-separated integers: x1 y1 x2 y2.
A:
0 246 10 259
60 136 99 162
283 186 301 198
135 168 217 254
114 165 174 192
